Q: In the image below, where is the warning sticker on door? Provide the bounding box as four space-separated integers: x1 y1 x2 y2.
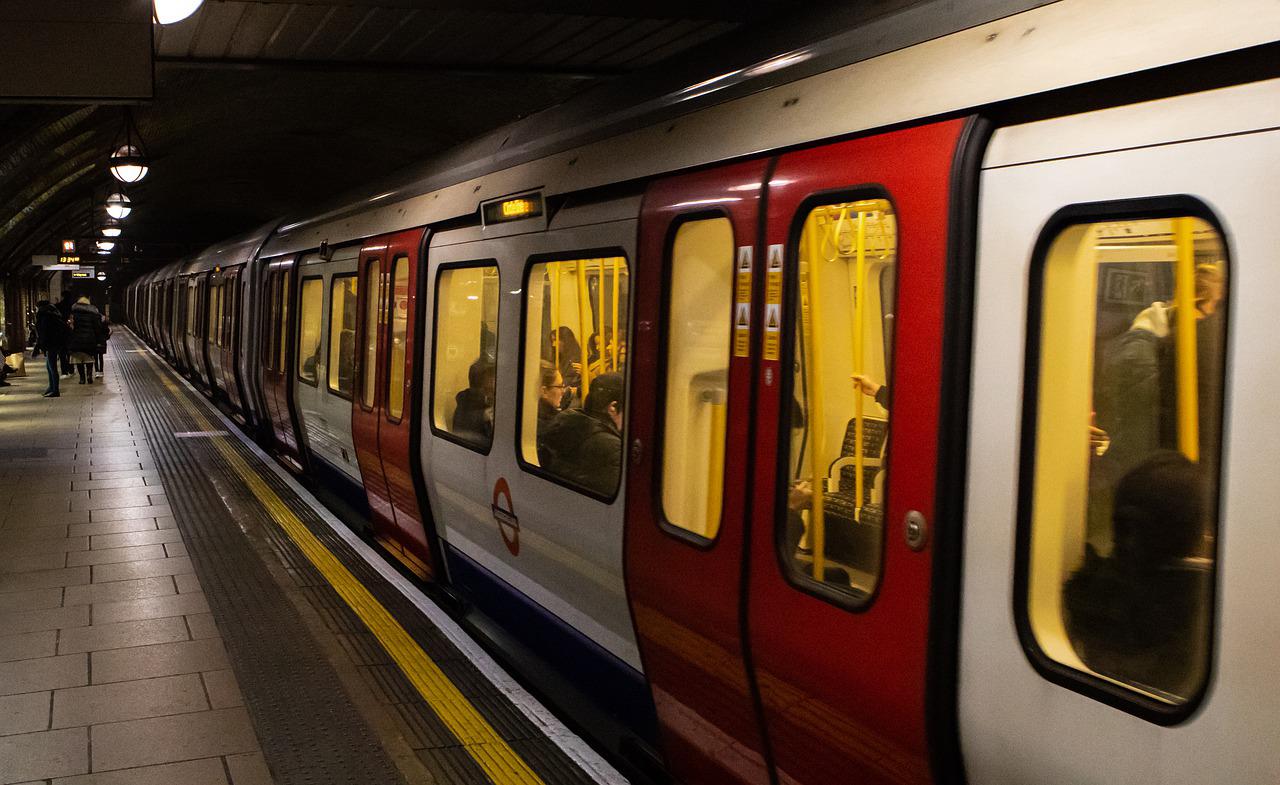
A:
733 246 752 357
763 244 784 360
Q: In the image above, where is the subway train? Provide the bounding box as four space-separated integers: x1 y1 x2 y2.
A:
124 1 1280 783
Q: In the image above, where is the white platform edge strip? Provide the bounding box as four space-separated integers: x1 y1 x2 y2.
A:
128 333 629 785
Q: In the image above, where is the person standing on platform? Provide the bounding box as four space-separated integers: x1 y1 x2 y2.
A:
95 317 111 378
55 290 74 377
35 299 68 397
68 296 105 385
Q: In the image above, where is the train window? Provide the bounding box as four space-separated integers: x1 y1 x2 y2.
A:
278 268 291 372
387 256 410 421
327 274 358 398
660 217 733 540
186 283 196 336
430 263 499 451
518 254 630 499
361 262 382 409
263 273 278 370
208 282 220 346
780 198 896 604
297 276 323 386
1021 213 1226 712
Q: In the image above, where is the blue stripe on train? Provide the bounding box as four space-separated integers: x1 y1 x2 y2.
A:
443 543 659 744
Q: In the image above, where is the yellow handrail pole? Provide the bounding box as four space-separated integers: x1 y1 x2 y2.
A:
1173 218 1200 461
575 260 593 396
611 258 620 371
853 209 867 519
705 398 727 538
551 264 562 371
803 217 827 580
597 257 607 369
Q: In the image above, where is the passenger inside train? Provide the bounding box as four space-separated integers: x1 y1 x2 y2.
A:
1026 216 1226 704
452 359 496 444
539 372 625 496
784 198 896 600
432 264 500 450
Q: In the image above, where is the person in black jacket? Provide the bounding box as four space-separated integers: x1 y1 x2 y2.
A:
55 290 74 376
68 297 106 385
451 359 496 446
539 372 624 496
534 363 564 466
35 300 69 397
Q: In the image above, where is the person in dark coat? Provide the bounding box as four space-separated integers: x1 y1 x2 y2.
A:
68 297 106 385
534 363 564 466
35 299 69 397
95 317 111 377
451 359 495 445
55 290 74 376
539 372 623 496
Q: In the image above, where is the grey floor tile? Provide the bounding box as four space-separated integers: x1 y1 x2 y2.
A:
0 727 88 783
0 587 63 613
67 520 158 539
78 464 143 475
85 470 151 481
2 526 71 543
172 574 200 595
63 577 175 607
0 552 67 574
156 517 177 530
0 567 90 594
69 478 144 492
89 506 172 523
88 529 181 550
91 593 209 626
88 707 259 771
90 556 192 584
66 545 166 568
200 670 243 710
0 537 89 558
225 752 273 785
52 673 207 728
72 494 160 513
184 613 220 640
162 542 187 558
0 631 57 663
56 616 188 655
0 605 89 635
0 654 87 695
1 510 90 528
90 638 230 685
0 691 51 736
52 756 229 785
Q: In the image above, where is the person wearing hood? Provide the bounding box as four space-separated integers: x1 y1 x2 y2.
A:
55 290 74 376
68 296 107 385
539 372 624 496
35 299 70 397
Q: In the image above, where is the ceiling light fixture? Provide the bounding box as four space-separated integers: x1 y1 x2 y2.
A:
100 222 122 238
109 108 149 183
153 0 203 25
105 192 131 220
96 240 116 252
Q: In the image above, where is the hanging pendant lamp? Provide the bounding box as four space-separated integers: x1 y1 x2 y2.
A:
109 108 149 184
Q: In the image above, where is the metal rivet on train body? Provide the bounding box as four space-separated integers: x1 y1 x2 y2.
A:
905 510 927 551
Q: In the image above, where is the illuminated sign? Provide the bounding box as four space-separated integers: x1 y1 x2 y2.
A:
62 239 76 253
96 272 107 281
71 270 93 279
482 192 543 227
59 254 80 265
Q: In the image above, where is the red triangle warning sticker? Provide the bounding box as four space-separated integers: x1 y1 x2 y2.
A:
737 247 753 272
766 304 781 330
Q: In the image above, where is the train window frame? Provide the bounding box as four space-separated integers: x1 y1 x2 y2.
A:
263 271 278 372
385 254 411 424
773 185 899 614
357 258 382 413
1013 195 1229 726
654 210 736 549
513 247 631 505
427 259 501 456
295 274 324 388
326 272 358 401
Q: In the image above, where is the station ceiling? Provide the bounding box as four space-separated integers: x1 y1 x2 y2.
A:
0 0 917 281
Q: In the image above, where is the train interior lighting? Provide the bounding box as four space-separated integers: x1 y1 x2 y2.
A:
432 264 501 451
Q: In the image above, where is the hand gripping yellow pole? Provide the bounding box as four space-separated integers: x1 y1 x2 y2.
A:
1173 218 1200 462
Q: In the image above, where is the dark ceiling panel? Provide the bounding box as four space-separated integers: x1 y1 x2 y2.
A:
260 4 334 59
624 21 737 68
392 11 458 61
189 1 255 59
224 3 292 58
332 8 399 58
359 8 423 59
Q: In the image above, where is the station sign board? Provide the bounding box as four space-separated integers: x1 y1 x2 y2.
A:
70 267 95 279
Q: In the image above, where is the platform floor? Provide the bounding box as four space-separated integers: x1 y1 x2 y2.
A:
0 336 623 785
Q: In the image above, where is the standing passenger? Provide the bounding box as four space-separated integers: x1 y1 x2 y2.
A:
96 317 111 378
35 300 68 397
55 290 74 377
535 363 564 465
68 297 105 385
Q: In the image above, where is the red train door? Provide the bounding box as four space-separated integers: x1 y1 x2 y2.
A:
263 256 305 470
744 119 967 785
624 159 772 785
353 230 439 579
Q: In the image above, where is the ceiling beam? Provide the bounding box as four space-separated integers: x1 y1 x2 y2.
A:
220 0 775 23
154 55 620 80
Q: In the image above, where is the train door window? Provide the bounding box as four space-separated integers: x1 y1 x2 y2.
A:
297 276 323 386
387 255 410 421
430 263 499 451
781 198 896 604
327 274 358 398
360 261 382 409
205 281 217 343
660 217 734 540
213 283 225 347
518 254 630 499
263 272 278 370
278 268 291 372
1020 212 1227 712
186 283 196 336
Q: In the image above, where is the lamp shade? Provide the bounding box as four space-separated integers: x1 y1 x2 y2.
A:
96 240 115 252
100 226 122 238
105 193 131 220
109 144 148 183
153 0 203 24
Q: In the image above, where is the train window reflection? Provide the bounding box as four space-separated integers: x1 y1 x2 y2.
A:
1024 215 1226 706
387 256 409 421
661 218 733 539
781 198 896 603
297 277 323 386
328 274 357 398
279 269 290 371
361 263 382 408
519 255 629 499
431 264 499 451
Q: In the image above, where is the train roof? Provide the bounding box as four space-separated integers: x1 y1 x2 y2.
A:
179 223 278 277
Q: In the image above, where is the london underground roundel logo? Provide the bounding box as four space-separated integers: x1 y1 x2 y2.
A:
491 477 519 556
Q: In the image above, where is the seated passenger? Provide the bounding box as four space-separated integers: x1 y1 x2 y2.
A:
535 363 563 465
539 372 624 495
338 330 355 392
1064 451 1209 697
452 359 495 445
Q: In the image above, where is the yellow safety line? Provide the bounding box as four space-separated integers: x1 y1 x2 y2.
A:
135 348 548 785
